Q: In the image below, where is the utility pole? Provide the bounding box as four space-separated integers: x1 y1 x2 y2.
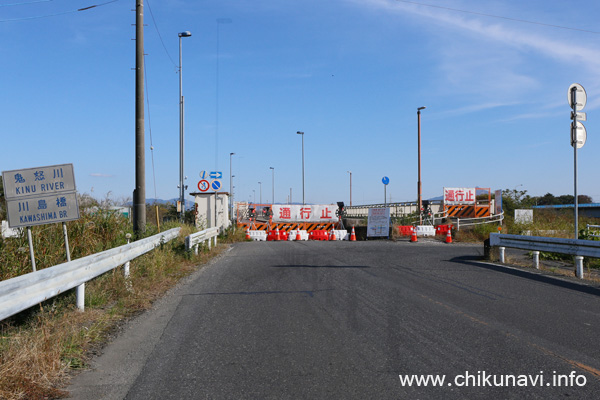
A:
133 0 146 235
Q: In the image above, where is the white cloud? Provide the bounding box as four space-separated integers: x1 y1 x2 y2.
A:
347 0 600 113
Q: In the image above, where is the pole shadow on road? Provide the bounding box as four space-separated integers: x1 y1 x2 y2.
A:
271 264 371 269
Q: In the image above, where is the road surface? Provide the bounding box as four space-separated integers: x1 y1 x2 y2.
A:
68 240 600 399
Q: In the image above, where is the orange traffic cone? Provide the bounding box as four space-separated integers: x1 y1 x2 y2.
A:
445 225 452 244
245 227 251 240
410 226 418 242
350 226 357 241
275 227 280 241
296 230 302 241
331 229 337 241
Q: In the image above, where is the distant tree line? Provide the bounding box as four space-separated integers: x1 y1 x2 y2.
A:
500 188 593 216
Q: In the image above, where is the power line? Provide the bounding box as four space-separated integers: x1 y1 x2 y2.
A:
146 0 177 68
0 0 53 7
0 0 119 22
395 0 600 35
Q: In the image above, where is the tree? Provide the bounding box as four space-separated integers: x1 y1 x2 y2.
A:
502 188 533 216
578 195 593 204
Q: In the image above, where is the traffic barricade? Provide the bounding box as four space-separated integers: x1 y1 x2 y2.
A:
416 225 435 237
435 224 452 236
398 226 414 236
309 230 329 241
334 230 348 241
248 230 267 241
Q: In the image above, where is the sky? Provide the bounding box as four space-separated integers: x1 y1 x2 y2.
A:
2 0 600 207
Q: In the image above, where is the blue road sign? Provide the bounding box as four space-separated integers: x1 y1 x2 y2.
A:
382 176 390 185
211 179 222 191
210 171 223 179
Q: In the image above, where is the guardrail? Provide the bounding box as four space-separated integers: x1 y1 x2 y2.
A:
0 228 181 322
489 232 600 279
587 224 600 238
185 227 219 254
455 212 504 230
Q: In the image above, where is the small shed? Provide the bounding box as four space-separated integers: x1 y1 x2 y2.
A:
190 192 231 232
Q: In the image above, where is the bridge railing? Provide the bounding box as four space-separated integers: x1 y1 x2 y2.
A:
454 211 504 230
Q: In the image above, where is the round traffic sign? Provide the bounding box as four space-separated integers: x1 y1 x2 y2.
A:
211 179 222 191
568 83 587 111
382 176 390 185
197 179 210 192
571 121 587 149
199 170 208 179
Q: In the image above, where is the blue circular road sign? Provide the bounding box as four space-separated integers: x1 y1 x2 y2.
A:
211 179 222 191
382 176 390 185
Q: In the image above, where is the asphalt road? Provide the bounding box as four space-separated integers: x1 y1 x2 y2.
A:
68 240 600 399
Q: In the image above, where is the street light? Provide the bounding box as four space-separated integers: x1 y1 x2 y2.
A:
270 167 275 204
347 170 352 206
178 30 192 222
417 106 426 225
230 152 235 221
297 131 305 205
258 181 262 204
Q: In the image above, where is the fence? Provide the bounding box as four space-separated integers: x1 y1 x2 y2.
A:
587 224 600 238
455 211 504 230
185 227 219 254
0 228 181 322
489 232 600 279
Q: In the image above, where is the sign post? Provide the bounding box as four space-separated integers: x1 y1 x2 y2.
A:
568 83 587 244
382 176 390 207
2 164 80 274
568 83 588 279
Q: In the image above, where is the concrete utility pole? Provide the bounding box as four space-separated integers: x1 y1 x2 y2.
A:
178 31 191 222
134 0 146 235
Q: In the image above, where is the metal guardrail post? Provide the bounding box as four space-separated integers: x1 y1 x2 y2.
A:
533 251 540 269
124 234 132 278
499 247 505 263
575 256 584 278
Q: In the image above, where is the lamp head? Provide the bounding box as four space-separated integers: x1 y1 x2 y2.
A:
179 31 192 38
296 131 304 135
417 106 426 111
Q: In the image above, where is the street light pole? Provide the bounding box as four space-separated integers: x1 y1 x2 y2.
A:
178 31 191 222
297 131 305 205
347 170 352 206
417 106 426 225
270 167 275 204
258 182 262 204
229 152 235 222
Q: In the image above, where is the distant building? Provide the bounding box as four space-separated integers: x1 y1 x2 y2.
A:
532 203 600 218
190 192 231 232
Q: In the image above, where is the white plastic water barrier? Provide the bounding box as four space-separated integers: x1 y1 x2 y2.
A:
416 225 435 237
248 230 267 241
288 230 309 241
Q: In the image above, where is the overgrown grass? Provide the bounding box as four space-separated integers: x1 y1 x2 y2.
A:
0 213 239 399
